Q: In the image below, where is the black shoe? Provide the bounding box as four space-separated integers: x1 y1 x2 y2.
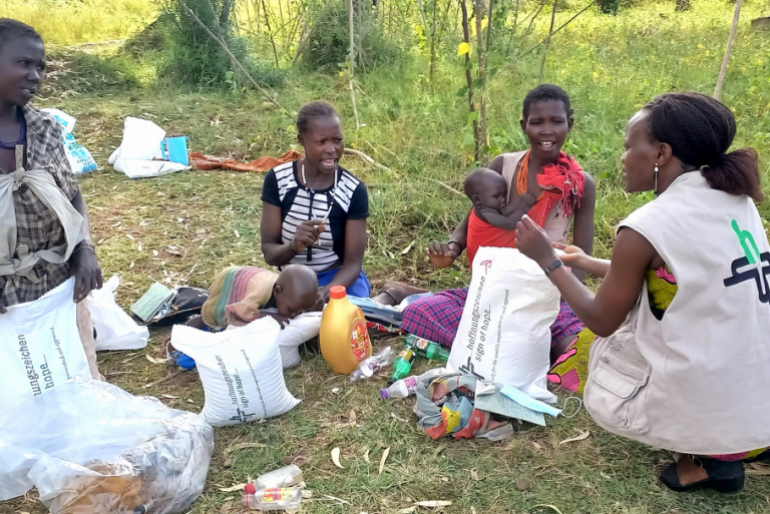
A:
658 457 745 494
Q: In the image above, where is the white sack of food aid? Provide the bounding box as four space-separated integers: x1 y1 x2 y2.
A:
171 318 300 427
0 278 90 404
88 275 150 351
448 247 560 403
41 108 98 174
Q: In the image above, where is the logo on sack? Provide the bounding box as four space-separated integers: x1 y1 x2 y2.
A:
479 260 492 275
723 220 770 304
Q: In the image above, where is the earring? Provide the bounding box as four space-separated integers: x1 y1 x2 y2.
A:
654 163 659 196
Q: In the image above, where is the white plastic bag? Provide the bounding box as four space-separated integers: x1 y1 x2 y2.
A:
108 117 189 179
41 108 98 174
0 378 214 514
275 312 322 368
0 278 90 403
448 247 560 402
88 275 150 351
171 318 301 427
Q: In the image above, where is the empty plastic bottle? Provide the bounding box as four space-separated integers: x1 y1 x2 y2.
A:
242 484 302 511
381 368 446 399
389 347 416 384
405 335 450 362
349 347 397 382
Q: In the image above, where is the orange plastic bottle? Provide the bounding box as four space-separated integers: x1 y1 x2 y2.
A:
320 285 372 374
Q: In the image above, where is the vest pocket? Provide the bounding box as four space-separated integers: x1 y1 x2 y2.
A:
586 351 650 434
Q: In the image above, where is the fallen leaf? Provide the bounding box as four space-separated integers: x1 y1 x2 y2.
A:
401 240 415 255
558 430 590 445
531 441 543 450
218 483 247 492
379 447 390 475
349 409 357 423
219 500 232 514
533 505 564 514
415 500 452 508
391 412 409 422
400 508 417 514
332 447 344 468
161 394 180 399
471 508 477 514
516 477 531 491
186 399 195 404
332 387 341 394
364 448 370 462
165 246 183 257
470 469 479 481
301 490 314 499
432 443 448 458
145 355 166 364
440 477 449 483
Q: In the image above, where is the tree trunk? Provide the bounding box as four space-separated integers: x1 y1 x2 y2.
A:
714 0 743 100
675 0 690 12
460 0 479 161
539 0 557 83
349 0 361 130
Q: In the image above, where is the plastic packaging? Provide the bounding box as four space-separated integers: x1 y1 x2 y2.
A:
320 285 372 374
242 486 302 511
350 347 397 382
381 368 446 399
405 335 450 362
389 347 416 384
0 378 214 513
254 465 304 489
89 275 150 352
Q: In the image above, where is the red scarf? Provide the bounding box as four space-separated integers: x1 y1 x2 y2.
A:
466 151 584 265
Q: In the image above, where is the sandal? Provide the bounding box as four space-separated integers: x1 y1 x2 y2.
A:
657 456 745 494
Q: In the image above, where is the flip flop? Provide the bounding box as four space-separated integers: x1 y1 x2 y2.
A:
657 457 745 494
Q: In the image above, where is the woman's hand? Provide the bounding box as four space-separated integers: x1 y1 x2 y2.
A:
515 216 557 268
552 242 586 268
427 241 460 269
70 246 103 302
291 220 326 252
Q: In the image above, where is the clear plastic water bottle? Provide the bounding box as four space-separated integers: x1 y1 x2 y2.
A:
242 484 302 511
349 347 397 382
381 367 446 399
254 464 304 489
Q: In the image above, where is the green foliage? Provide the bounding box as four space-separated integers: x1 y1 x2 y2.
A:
41 48 141 97
301 1 401 73
159 0 283 88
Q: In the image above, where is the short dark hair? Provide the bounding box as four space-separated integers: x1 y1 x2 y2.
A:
522 84 573 120
0 19 42 52
644 92 762 202
297 101 339 134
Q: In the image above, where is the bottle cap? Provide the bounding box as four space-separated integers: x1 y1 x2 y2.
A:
329 285 347 299
245 482 256 495
380 388 389 399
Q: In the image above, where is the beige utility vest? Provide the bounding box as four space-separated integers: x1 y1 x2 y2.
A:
585 172 770 455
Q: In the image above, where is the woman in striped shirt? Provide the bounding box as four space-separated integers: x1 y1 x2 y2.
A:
261 101 370 301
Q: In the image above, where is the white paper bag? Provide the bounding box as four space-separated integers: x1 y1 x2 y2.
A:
448 247 560 402
88 275 149 351
0 279 91 403
171 318 300 427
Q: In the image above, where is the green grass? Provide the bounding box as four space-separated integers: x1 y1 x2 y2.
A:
3 1 770 513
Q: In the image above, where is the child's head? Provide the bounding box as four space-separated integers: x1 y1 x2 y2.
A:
0 19 44 107
273 264 319 318
297 101 343 176
520 84 573 161
464 168 508 211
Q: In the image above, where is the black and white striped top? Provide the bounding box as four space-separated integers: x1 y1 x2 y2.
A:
262 160 369 272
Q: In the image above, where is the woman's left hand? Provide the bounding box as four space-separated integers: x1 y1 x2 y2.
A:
515 215 557 267
70 246 103 302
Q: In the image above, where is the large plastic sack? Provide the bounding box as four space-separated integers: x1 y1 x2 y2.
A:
171 318 301 427
0 378 213 513
89 275 150 351
275 311 322 368
41 108 98 174
108 117 189 179
448 247 560 403
0 278 90 403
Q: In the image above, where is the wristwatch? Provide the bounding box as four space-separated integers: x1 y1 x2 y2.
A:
543 258 564 277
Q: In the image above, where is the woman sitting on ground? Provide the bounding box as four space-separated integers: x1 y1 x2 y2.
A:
0 19 102 379
399 84 596 360
261 101 370 301
516 92 770 494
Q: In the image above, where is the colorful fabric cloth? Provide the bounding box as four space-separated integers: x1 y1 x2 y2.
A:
517 150 585 227
317 267 371 299
0 105 82 308
201 267 278 329
401 288 582 349
466 209 518 266
190 149 302 172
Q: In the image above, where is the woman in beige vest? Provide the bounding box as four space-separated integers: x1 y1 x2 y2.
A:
517 92 770 494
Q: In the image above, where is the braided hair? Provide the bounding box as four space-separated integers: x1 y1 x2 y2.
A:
644 92 762 201
0 19 42 51
297 101 339 134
